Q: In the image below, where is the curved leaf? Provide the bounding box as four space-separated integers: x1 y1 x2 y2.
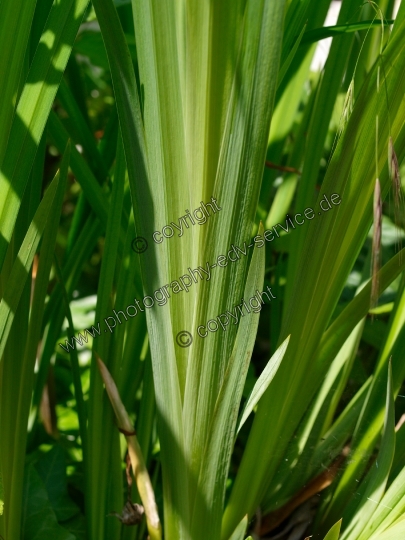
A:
237 335 290 433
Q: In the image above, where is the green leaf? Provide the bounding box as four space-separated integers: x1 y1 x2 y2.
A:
307 376 372 482
191 228 265 539
74 30 136 69
278 23 307 87
1 142 69 540
86 134 131 537
56 79 108 180
73 30 110 70
365 463 405 539
22 464 75 540
368 516 405 540
229 515 248 540
60 514 87 540
0 169 63 359
261 315 363 511
284 0 359 306
319 274 405 531
0 0 37 164
301 20 394 46
181 1 286 535
0 0 89 272
314 249 405 374
237 335 290 433
47 111 109 227
341 364 395 540
324 519 342 540
224 10 405 530
0 470 3 516
35 446 80 523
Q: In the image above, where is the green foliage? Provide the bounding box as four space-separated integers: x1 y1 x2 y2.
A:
324 520 342 540
22 463 75 540
1 1 405 540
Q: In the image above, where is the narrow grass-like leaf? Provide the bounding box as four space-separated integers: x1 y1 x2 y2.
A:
0 142 69 540
0 171 62 359
307 377 372 482
223 13 405 534
314 249 405 373
191 227 265 539
229 515 248 540
53 256 88 461
285 0 358 307
0 0 89 272
363 463 405 539
237 335 290 433
48 111 109 226
0 0 37 164
23 143 70 377
89 3 187 535
30 215 102 426
340 364 395 540
301 20 394 45
371 179 382 307
86 133 127 537
277 24 307 87
262 318 363 511
184 3 286 534
57 79 108 180
319 271 405 531
275 0 331 113
369 517 405 540
323 520 342 540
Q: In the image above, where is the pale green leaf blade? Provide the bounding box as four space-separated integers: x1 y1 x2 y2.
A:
237 335 290 433
341 364 395 540
366 464 405 539
324 520 342 540
184 2 286 533
229 515 248 540
368 516 405 540
82 0 188 538
191 228 265 539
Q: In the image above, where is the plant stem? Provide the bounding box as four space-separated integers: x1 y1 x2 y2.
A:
97 356 162 540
